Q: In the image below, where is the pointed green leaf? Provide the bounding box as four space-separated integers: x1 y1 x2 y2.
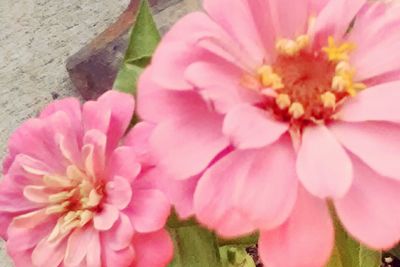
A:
168 225 223 267
113 0 160 94
326 214 381 267
124 0 160 62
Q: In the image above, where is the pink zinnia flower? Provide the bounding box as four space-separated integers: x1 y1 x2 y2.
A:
0 91 173 267
138 0 400 266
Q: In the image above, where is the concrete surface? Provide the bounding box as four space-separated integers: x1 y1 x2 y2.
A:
0 0 200 266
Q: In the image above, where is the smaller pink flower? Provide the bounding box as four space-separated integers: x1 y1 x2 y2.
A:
0 91 173 267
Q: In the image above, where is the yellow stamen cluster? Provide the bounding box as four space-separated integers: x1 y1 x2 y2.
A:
320 92 336 108
258 65 283 89
322 36 355 62
288 102 305 119
40 165 102 240
276 35 310 56
323 37 366 96
275 93 291 110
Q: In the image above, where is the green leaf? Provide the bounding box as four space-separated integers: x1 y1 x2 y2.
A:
220 246 256 267
326 214 381 267
217 233 259 247
389 245 400 259
168 225 223 267
113 0 160 93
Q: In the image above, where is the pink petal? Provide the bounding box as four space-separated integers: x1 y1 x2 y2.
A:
139 167 198 219
132 229 174 267
31 232 68 267
297 125 353 198
223 105 288 149
97 90 135 152
105 176 133 210
203 0 265 63
12 209 49 229
185 61 262 113
82 129 107 181
7 218 56 252
7 112 79 173
349 3 400 81
64 225 95 266
214 209 257 238
23 185 52 204
102 244 135 267
83 90 135 154
103 213 134 251
93 204 119 231
195 135 297 235
259 186 334 267
312 0 366 47
244 0 275 56
123 121 155 165
40 97 81 121
127 189 170 233
267 0 310 39
150 102 228 179
82 101 111 134
39 97 82 136
86 230 101 267
331 121 400 181
137 67 213 123
151 12 232 90
0 173 42 214
338 81 400 123
7 154 52 186
106 146 141 183
335 156 400 249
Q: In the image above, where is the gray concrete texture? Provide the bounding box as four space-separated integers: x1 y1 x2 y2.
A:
0 0 200 265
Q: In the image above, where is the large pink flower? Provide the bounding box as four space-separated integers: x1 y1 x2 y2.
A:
138 0 400 266
0 91 173 267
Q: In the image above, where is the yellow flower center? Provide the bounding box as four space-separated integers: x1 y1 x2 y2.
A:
242 34 365 126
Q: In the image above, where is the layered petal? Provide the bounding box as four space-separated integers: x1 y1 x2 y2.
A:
105 176 133 210
335 156 400 249
106 146 141 183
103 213 134 251
93 204 119 231
331 121 400 180
185 61 262 113
7 112 80 172
312 0 366 46
259 187 334 267
137 67 210 123
83 90 135 154
223 104 288 149
123 121 155 165
127 189 170 233
338 81 400 123
297 125 353 198
150 99 228 179
195 135 297 235
139 167 198 219
151 12 233 90
64 225 95 267
132 230 174 267
203 0 265 63
349 2 400 81
31 233 68 267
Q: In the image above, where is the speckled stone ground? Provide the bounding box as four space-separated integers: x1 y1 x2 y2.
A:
0 0 199 265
